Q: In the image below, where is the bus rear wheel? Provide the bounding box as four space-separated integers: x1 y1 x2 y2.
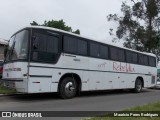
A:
59 77 77 99
134 79 142 93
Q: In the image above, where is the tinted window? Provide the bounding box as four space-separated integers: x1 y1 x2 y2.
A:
77 39 87 55
144 55 149 65
118 49 125 62
63 36 87 56
149 57 156 67
126 51 138 64
126 51 132 63
110 47 118 61
90 42 99 57
138 54 149 65
32 31 59 62
47 35 59 53
138 54 144 65
100 45 108 59
132 52 138 63
90 43 109 59
33 32 46 51
33 33 58 53
110 47 125 62
63 36 77 54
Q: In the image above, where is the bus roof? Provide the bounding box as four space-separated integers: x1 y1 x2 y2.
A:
14 26 156 57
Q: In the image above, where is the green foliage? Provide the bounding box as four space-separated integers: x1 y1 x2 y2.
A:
107 0 160 55
30 21 39 26
30 19 80 35
0 85 16 94
73 29 80 35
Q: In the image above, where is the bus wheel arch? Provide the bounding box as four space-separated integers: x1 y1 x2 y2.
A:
134 76 144 93
58 73 82 99
136 76 144 87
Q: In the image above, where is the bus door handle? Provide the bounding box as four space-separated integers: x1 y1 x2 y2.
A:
73 58 80 62
109 81 112 83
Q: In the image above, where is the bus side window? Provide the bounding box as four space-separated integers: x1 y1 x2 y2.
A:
126 51 132 63
32 32 59 62
110 47 118 61
63 36 87 56
144 55 149 66
132 52 138 64
149 57 156 67
90 42 99 57
118 49 125 62
100 45 108 59
138 54 144 65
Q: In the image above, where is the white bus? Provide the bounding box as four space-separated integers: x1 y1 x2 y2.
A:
2 26 157 99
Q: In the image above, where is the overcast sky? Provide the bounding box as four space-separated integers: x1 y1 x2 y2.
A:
0 0 123 44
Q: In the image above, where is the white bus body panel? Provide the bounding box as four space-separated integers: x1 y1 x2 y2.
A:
2 54 157 93
2 62 28 92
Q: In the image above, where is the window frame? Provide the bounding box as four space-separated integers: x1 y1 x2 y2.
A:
62 32 157 68
126 50 138 64
89 42 100 58
118 48 125 62
63 35 88 56
132 52 138 64
110 46 118 61
99 44 109 59
143 55 149 66
89 41 109 60
30 28 61 64
4 28 31 63
138 53 144 65
149 56 156 67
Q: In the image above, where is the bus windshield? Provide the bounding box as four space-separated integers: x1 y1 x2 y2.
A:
5 30 29 61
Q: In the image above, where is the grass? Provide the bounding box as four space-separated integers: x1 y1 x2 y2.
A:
87 101 160 120
0 84 16 94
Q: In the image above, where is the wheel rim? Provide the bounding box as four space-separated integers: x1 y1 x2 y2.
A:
65 82 75 95
136 80 142 91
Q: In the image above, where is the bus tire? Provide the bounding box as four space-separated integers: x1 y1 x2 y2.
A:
134 79 142 93
59 77 77 99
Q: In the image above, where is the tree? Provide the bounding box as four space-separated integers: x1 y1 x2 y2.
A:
30 19 80 35
107 0 160 55
30 21 39 26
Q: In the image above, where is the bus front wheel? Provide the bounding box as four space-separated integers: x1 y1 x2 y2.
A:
134 79 142 93
59 77 77 99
